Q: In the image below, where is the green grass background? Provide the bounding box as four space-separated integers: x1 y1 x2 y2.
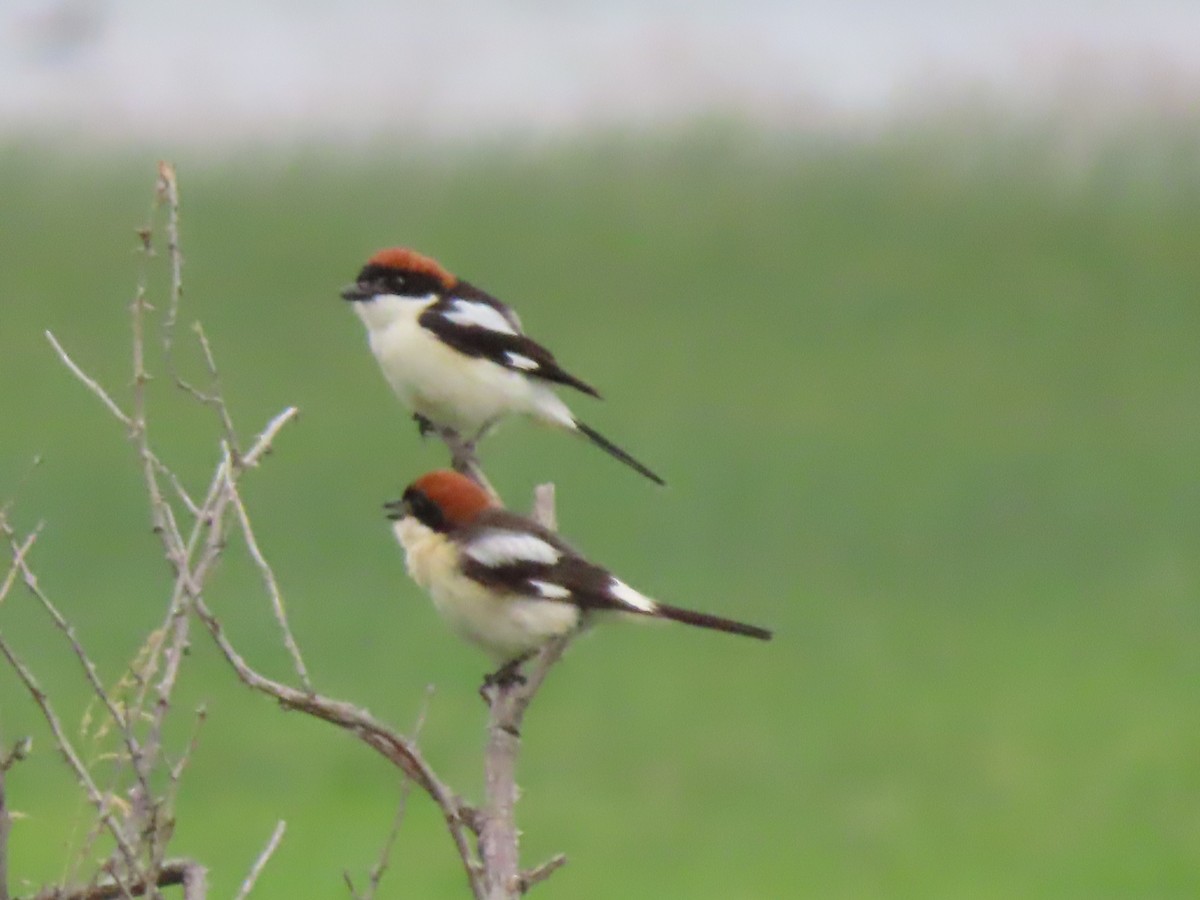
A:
1 124 1199 897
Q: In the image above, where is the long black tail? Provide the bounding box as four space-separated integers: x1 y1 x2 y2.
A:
653 601 773 641
574 420 665 486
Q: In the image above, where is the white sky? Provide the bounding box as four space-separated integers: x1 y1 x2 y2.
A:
3 0 1198 145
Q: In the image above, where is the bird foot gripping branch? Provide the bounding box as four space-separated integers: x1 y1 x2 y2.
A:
482 654 532 693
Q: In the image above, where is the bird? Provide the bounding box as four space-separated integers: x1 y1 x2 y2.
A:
384 470 772 683
341 247 664 485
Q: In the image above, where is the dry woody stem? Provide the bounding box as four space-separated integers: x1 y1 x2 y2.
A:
1 162 569 900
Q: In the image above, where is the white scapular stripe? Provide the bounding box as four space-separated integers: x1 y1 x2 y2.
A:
505 351 540 371
608 577 658 613
466 530 562 567
529 579 572 599
444 299 518 335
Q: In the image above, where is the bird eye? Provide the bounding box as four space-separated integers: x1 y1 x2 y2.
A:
403 488 448 532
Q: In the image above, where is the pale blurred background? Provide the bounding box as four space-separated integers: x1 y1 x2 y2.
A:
4 0 1199 145
2 3 1199 898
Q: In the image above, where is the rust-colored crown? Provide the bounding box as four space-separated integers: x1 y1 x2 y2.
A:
409 470 496 528
365 247 456 288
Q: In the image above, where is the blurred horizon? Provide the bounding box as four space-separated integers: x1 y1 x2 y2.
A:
3 0 1200 150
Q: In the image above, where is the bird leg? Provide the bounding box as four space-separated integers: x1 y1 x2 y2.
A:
412 412 436 438
479 653 533 699
479 654 535 734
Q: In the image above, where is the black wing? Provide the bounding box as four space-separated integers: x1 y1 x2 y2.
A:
455 511 635 613
456 512 772 639
419 283 600 397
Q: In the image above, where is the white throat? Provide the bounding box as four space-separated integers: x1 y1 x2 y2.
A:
353 293 435 334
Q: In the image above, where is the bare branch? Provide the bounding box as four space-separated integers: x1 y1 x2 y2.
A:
0 520 154 812
0 740 32 773
0 525 40 608
130 407 296 824
127 457 232 834
95 865 134 900
133 599 192 862
123 407 291 804
156 161 185 385
44 331 196 516
179 862 206 900
126 403 297 772
45 331 134 427
232 821 285 900
188 323 240 461
222 458 312 691
124 219 193 854
130 271 178 548
0 636 141 876
159 705 208 856
153 163 239 460
20 858 207 900
166 706 207 787
241 407 300 469
477 483 572 898
24 164 306 900
518 854 568 894
189 595 484 897
358 686 437 900
3 522 150 895
28 161 587 900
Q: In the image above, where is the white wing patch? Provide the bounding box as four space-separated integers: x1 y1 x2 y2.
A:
444 299 519 335
529 579 572 600
608 577 658 613
465 530 562 568
504 351 541 371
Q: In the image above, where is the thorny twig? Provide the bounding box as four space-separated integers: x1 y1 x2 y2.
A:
3 165 270 899
156 163 240 461
6 162 574 900
128 170 204 852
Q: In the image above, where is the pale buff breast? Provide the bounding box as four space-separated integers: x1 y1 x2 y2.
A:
394 518 580 662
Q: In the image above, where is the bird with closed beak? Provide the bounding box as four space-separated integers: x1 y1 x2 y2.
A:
342 247 664 485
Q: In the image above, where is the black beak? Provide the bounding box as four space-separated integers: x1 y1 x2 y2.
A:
383 499 408 521
341 283 371 302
